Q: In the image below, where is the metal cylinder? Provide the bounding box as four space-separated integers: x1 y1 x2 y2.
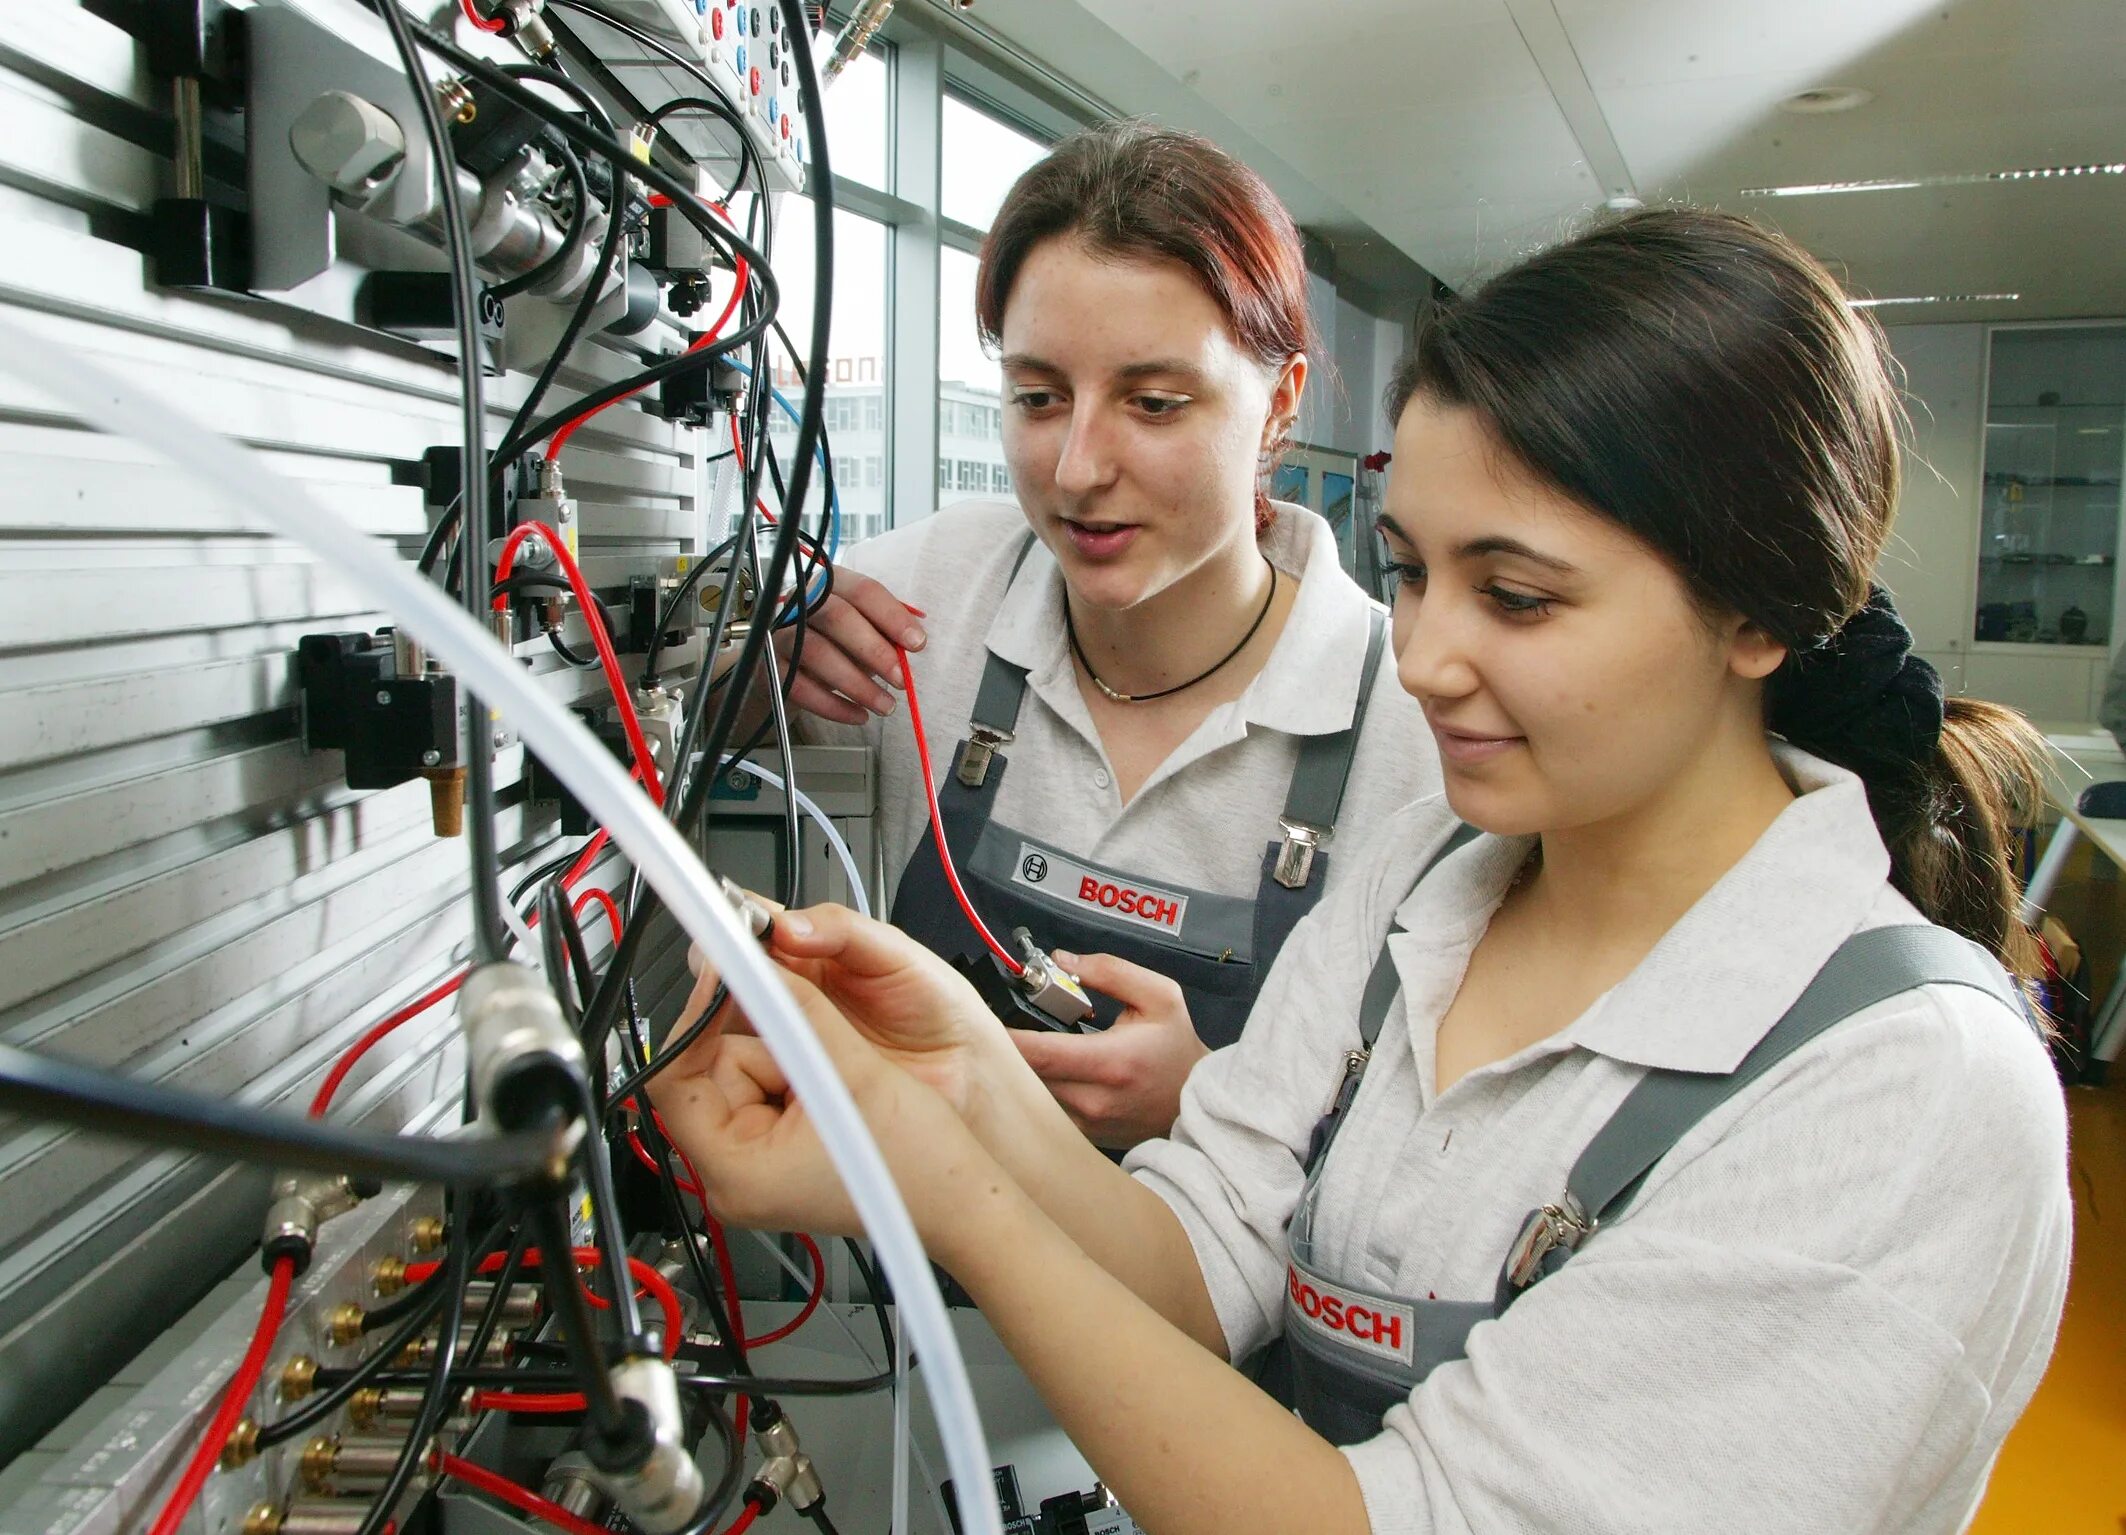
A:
282 1501 388 1535
349 1387 426 1429
302 1434 419 1495
393 1320 516 1369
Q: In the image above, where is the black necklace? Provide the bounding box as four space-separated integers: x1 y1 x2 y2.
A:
1065 558 1279 704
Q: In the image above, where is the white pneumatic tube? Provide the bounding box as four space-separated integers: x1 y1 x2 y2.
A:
710 755 872 917
0 318 1005 1535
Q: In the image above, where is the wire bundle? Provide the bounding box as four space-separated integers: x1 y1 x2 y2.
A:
0 5 966 1535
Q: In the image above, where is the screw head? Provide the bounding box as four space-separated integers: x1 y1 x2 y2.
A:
375 690 392 706
421 749 442 767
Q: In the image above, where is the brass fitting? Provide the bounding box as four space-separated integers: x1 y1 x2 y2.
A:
244 1503 282 1535
280 1355 319 1402
409 1215 446 1252
220 1416 260 1469
300 1436 338 1490
437 78 476 126
372 1255 408 1297
324 1302 366 1348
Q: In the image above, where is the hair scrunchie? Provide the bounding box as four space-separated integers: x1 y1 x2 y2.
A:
1766 585 1944 769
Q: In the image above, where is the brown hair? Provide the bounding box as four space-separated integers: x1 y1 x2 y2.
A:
1386 208 2044 970
975 121 1317 533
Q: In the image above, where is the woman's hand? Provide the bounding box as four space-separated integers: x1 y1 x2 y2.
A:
649 967 995 1248
773 566 927 725
1010 952 1209 1150
678 901 1032 1133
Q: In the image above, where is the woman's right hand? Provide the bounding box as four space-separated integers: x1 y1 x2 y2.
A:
773 566 928 725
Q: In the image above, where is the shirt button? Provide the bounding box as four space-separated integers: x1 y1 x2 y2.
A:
1093 768 1111 790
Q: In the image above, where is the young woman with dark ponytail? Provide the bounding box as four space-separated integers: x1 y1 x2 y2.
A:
657 209 2071 1534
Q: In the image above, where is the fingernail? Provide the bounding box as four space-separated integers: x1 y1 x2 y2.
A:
902 626 928 650
903 602 928 618
876 695 896 715
1052 949 1079 968
780 911 813 939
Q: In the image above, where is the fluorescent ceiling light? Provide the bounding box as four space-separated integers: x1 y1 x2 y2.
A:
1847 293 2021 308
1743 162 2125 197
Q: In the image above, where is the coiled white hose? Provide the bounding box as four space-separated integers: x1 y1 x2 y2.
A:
0 316 1003 1535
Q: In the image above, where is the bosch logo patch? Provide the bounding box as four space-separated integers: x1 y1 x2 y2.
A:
1009 844 1189 936
1287 1266 1415 1366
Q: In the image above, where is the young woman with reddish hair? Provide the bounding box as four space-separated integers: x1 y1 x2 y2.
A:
780 123 1436 1148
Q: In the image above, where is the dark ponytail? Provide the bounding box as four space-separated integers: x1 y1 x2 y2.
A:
1386 208 2045 971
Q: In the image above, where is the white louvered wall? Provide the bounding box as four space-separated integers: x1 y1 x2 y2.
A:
0 0 710 1460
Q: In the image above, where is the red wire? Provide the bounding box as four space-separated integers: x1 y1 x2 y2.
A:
435 1452 608 1535
311 971 467 1116
143 1258 296 1535
722 1503 764 1535
494 521 664 807
571 887 623 944
897 646 1022 973
742 1233 825 1348
460 0 507 31
468 1392 586 1414
548 247 747 460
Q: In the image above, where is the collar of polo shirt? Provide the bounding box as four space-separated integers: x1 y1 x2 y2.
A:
983 501 1379 740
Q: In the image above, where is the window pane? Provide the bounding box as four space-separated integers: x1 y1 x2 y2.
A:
940 95 1048 230
757 201 890 546
820 47 890 194
937 244 1008 509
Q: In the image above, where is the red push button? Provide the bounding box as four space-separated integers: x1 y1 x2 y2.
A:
710 7 722 36
749 66 761 95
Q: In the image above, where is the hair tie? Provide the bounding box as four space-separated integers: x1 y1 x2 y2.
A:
1766 585 1944 769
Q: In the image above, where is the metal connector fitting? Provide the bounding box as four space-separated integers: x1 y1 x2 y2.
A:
541 1454 609 1524
262 1172 366 1274
302 1434 421 1495
324 1302 366 1348
221 1417 260 1470
716 876 773 940
748 1416 823 1512
457 961 588 1132
248 1500 383 1535
349 1388 426 1430
437 77 476 127
409 1215 446 1252
393 1320 514 1369
595 1357 705 1534
372 1255 407 1297
280 1355 319 1402
1013 932 1094 1028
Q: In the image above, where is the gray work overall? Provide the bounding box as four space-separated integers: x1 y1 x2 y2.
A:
888 539 1391 1048
1283 827 2029 1446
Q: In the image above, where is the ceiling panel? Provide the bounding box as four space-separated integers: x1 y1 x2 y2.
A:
956 0 2126 318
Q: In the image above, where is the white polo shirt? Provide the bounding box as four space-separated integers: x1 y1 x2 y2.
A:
803 499 1440 918
1128 747 2072 1534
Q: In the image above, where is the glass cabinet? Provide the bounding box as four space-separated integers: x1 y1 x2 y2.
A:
1974 324 2126 649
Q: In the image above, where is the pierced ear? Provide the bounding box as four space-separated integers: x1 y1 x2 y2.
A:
1729 621 1788 681
1268 353 1309 439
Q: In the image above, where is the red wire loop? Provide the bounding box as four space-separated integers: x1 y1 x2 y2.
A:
460 0 507 32
898 645 1022 973
435 1452 607 1535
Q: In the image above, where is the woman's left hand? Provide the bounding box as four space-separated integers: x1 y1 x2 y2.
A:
1009 951 1210 1150
649 964 996 1249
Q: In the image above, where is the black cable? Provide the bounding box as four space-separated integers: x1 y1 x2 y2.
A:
257 1212 513 1448
539 882 583 1026
352 1195 476 1535
549 629 598 668
0 1042 571 1186
373 0 507 964
842 1238 895 1370
490 136 591 301
762 627 803 905
573 1085 644 1339
640 531 741 686
801 1501 844 1535
530 1195 632 1440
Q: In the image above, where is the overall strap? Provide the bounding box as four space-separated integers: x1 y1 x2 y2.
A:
1301 822 1481 1178
957 533 1041 788
1502 924 2025 1292
1276 606 1392 890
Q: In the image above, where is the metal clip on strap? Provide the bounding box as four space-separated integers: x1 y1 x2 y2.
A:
1275 818 1328 890
1503 1192 1594 1290
956 726 1011 789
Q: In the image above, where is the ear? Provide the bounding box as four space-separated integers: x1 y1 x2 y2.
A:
1727 619 1788 681
1264 353 1309 448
